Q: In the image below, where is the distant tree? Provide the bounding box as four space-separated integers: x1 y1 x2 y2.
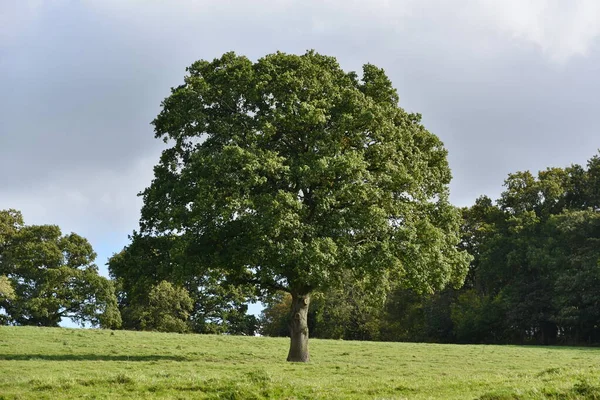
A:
383 154 600 346
109 233 257 334
310 275 386 341
454 153 600 344
459 196 506 292
450 289 507 343
0 276 15 300
138 281 193 333
223 304 259 336
0 209 121 328
548 209 600 343
260 292 292 337
0 211 21 325
140 51 471 361
380 287 459 343
0 209 23 249
260 276 385 341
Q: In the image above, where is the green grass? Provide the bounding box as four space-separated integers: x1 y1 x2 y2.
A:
1 327 600 399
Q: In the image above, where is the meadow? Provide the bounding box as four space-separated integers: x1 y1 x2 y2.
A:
0 326 599 399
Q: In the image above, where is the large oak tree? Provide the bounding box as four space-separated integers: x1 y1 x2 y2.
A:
140 51 470 361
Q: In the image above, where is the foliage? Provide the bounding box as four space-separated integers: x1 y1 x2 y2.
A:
275 152 600 346
108 233 257 334
450 289 507 343
0 209 121 328
0 275 15 325
0 275 14 301
260 292 292 337
380 287 457 343
446 153 600 345
139 50 470 358
137 281 193 333
141 50 469 296
548 209 600 343
261 276 387 340
2 326 600 399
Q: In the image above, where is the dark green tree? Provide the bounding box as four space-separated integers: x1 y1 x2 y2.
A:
379 287 459 343
0 209 121 328
310 275 386 341
140 51 470 361
260 292 293 337
548 209 600 343
455 153 600 344
109 233 257 334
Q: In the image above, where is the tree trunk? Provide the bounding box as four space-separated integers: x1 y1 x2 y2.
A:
287 293 310 362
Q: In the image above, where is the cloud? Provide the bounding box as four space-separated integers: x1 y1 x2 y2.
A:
4 1 600 64
0 150 163 274
0 1 41 40
0 0 69 45
0 153 159 243
77 0 600 65
461 0 600 63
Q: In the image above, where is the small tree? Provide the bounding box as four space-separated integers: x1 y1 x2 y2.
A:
140 51 470 361
139 281 193 333
0 276 14 300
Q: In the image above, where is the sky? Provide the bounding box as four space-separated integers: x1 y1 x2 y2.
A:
1 0 600 306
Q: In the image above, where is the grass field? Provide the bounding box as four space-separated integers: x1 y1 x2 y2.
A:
1 327 600 399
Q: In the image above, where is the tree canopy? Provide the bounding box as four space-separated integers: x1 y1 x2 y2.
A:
109 232 257 335
140 51 470 361
0 209 121 328
139 280 193 333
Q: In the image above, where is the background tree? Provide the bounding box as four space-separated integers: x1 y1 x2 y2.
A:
0 276 14 301
260 276 386 341
0 275 15 325
109 233 257 334
310 275 386 341
140 51 471 361
363 154 600 346
548 209 600 343
447 153 600 344
0 210 22 325
138 280 193 333
260 292 293 337
379 287 458 343
0 209 121 328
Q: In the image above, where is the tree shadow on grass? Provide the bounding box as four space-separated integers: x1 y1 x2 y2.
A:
0 354 188 362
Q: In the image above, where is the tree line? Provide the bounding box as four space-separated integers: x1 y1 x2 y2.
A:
1 51 599 358
261 153 600 345
3 152 597 345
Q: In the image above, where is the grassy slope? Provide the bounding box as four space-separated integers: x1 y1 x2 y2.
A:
0 327 599 399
